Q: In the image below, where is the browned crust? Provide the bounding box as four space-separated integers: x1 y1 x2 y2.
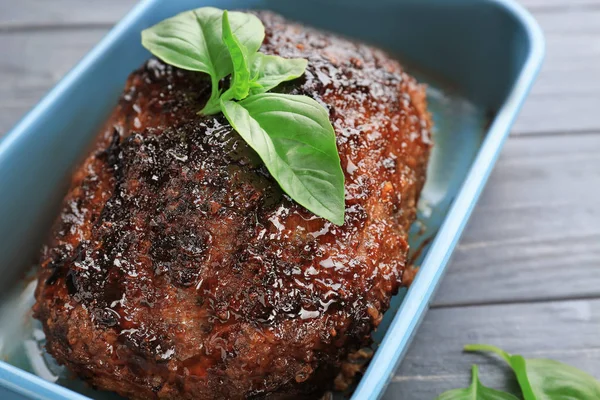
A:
33 11 432 400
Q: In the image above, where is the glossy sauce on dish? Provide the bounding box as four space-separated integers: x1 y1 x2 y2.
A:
33 11 431 399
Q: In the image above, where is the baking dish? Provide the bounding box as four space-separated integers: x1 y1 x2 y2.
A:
0 0 544 398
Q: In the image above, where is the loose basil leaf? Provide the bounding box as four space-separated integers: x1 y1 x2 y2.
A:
466 344 600 400
220 94 345 225
141 7 264 114
249 53 308 95
221 10 251 102
437 365 519 400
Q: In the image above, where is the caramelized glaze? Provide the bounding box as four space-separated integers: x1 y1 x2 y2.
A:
34 11 431 399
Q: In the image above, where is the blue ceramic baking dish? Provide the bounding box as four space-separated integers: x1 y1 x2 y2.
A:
0 0 543 399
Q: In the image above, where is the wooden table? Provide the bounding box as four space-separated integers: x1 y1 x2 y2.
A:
1 1 599 398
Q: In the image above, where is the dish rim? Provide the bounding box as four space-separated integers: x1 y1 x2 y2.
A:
0 0 545 398
353 0 545 397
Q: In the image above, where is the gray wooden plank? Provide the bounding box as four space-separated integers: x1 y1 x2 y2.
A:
383 299 600 399
512 9 600 135
0 29 107 134
0 0 136 28
462 132 600 243
434 132 600 306
520 0 600 9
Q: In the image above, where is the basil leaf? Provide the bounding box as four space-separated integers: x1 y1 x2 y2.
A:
221 10 251 102
141 7 264 114
466 344 600 400
141 7 263 77
437 365 519 400
249 53 308 94
220 94 345 225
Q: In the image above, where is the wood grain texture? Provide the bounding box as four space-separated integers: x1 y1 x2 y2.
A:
520 0 600 9
0 29 106 134
0 0 136 29
383 299 600 399
434 132 600 306
513 9 600 135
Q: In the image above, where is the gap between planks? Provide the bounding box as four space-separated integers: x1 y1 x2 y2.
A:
0 22 114 33
519 0 600 12
431 293 600 311
509 128 600 138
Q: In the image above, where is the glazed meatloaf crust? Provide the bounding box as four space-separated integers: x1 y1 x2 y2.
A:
33 11 432 400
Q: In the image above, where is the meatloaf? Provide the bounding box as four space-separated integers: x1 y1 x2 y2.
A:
33 11 432 400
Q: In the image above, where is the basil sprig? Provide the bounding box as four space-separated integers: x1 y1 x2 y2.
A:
142 8 344 225
141 8 264 114
438 344 600 399
436 365 518 400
